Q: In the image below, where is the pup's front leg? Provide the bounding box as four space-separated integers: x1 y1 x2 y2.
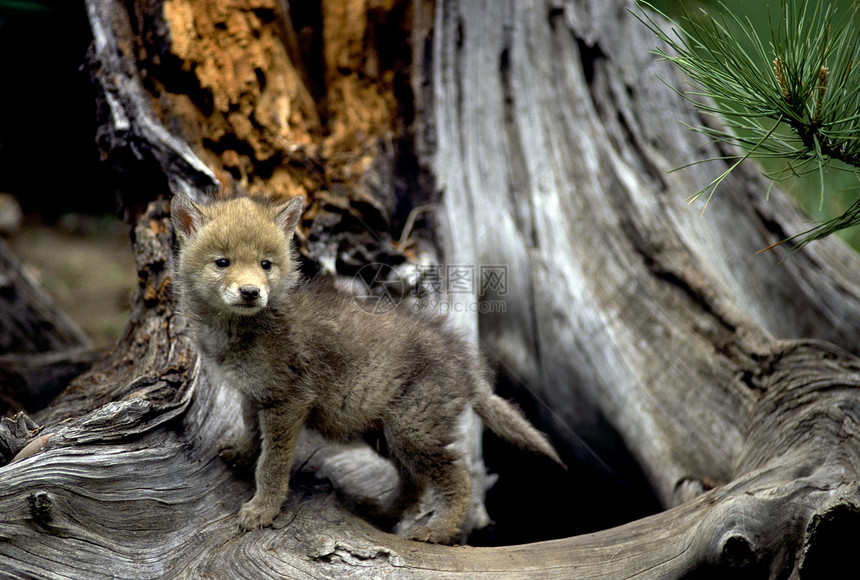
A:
237 403 309 530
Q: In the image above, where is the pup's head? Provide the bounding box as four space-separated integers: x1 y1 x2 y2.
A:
171 194 303 317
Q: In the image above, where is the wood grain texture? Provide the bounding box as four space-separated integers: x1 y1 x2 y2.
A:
431 0 860 492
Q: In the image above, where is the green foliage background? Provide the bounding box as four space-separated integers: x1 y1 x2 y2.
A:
647 0 860 251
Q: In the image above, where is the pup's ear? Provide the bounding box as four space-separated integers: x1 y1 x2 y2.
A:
171 193 206 242
274 196 304 237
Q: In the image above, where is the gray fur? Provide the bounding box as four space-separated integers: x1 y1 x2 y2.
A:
171 192 563 544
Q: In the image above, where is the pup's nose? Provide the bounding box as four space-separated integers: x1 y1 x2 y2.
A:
240 285 260 300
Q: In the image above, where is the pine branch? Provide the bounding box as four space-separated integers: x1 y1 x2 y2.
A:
635 0 860 250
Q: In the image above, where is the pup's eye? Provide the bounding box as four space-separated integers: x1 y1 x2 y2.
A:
260 260 272 270
215 258 230 268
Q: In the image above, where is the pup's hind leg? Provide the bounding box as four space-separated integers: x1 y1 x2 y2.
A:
410 460 471 544
384 423 471 544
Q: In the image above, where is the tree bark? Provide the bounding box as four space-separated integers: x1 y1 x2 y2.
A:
1 0 859 578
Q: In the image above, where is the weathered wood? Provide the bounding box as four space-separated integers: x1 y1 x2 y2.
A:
0 239 92 357
429 0 860 503
0 238 95 415
1 0 859 578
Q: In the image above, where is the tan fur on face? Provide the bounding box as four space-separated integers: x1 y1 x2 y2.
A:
174 196 300 317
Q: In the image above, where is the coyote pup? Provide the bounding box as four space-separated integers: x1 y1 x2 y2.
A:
171 192 563 544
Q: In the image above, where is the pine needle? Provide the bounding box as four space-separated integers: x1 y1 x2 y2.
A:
634 0 860 251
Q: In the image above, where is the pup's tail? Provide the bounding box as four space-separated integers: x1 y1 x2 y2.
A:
473 386 566 470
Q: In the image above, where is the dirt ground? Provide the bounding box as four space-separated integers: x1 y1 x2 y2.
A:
6 215 137 351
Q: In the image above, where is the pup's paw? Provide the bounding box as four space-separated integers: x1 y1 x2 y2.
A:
405 524 454 545
237 499 280 531
218 438 256 469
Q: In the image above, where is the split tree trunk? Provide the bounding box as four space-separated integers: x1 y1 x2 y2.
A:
2 0 860 578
